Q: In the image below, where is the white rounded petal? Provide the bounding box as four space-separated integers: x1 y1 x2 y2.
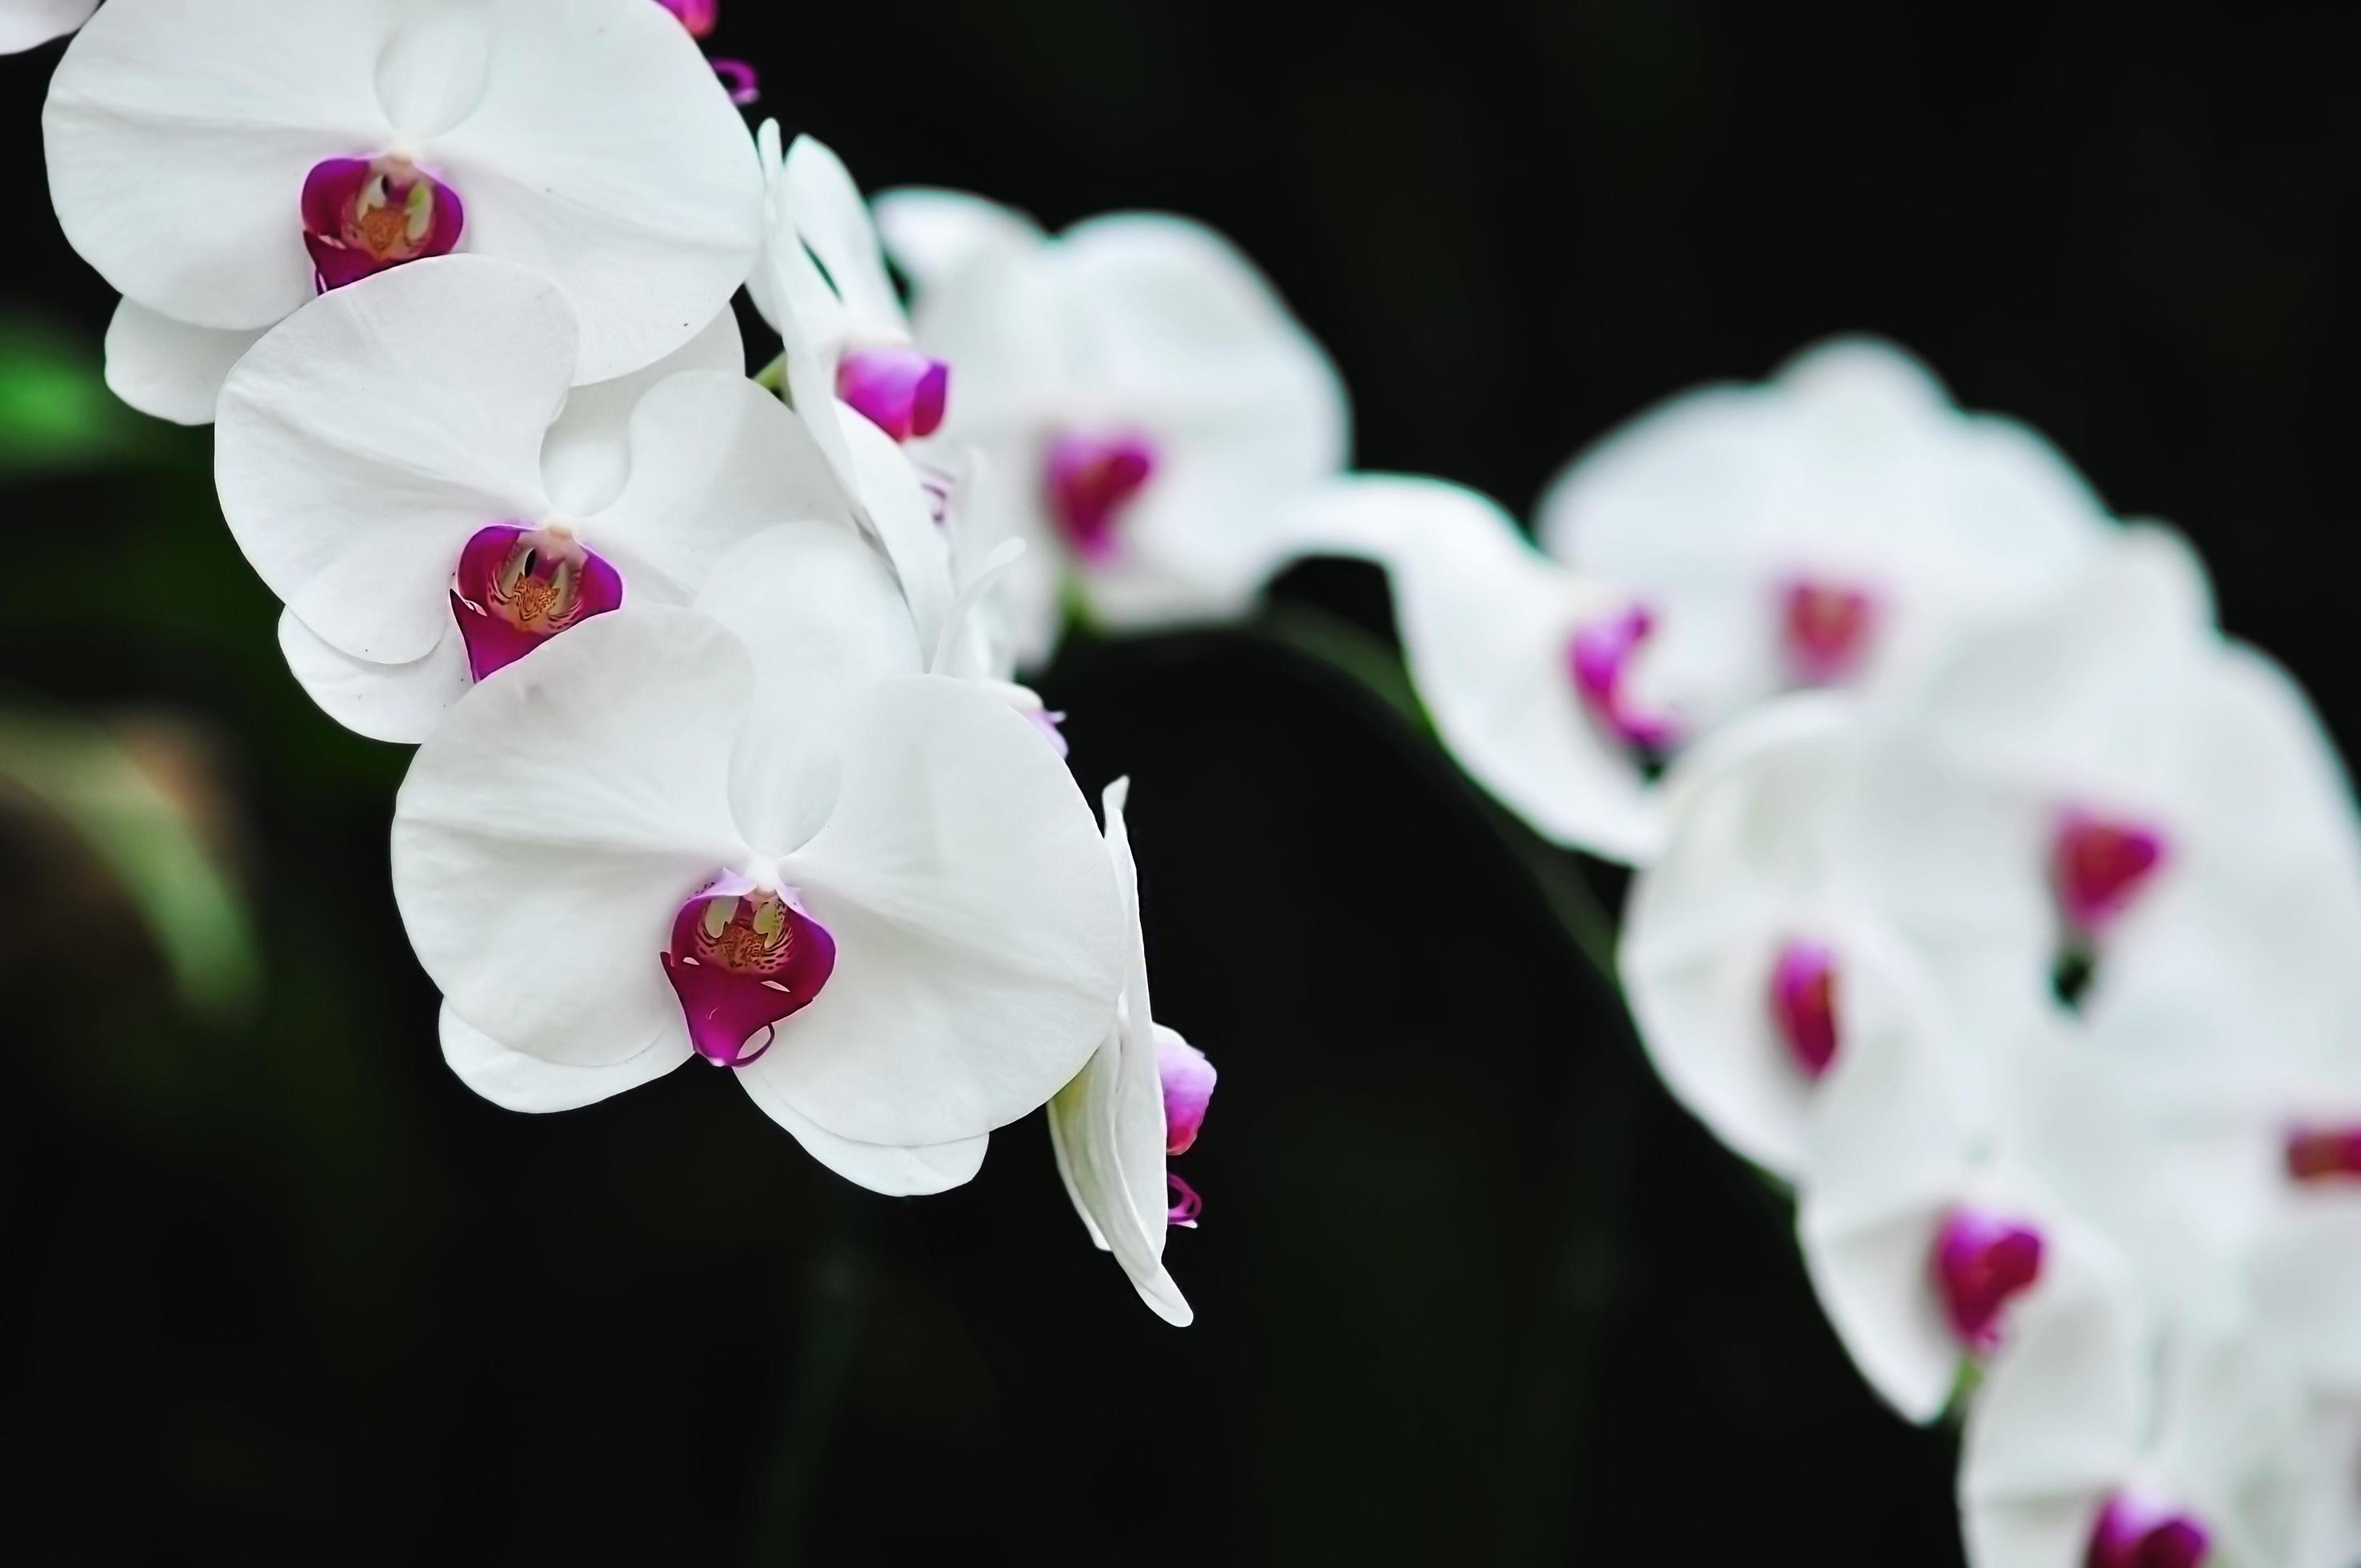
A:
873 186 1045 297
1351 476 1661 862
2247 1204 2361 1396
540 306 744 518
765 676 1125 1147
214 256 570 665
44 0 397 328
735 1067 989 1197
392 609 752 1067
102 301 262 426
440 1000 689 1114
420 0 764 382
782 135 903 336
0 0 97 53
278 608 468 745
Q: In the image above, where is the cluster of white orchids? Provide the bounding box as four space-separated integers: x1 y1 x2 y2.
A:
14 2 2358 1562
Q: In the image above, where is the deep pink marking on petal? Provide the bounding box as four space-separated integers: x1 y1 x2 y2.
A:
1166 1172 1203 1230
711 58 759 105
653 0 718 37
1046 430 1158 563
2052 809 2169 935
1567 604 1679 755
1781 577 1879 685
302 155 465 293
836 347 950 442
1158 1034 1217 1155
1768 939 1839 1078
2087 1493 2211 1568
2285 1122 2361 1183
449 525 625 682
660 875 837 1068
1932 1209 2046 1353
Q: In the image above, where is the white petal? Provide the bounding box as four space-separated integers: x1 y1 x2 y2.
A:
761 676 1125 1147
277 608 467 745
2246 1204 2361 1396
0 0 98 53
44 0 396 329
540 306 744 518
872 186 1045 296
424 0 764 382
391 609 752 1067
440 1000 689 1114
214 256 569 665
735 1067 988 1196
782 135 903 336
101 301 261 426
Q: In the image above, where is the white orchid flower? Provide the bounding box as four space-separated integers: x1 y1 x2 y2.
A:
44 0 763 423
873 190 1350 669
212 256 862 744
0 0 94 53
1538 337 2114 731
1962 1266 2312 1568
392 520 1127 1196
1047 779 1217 1326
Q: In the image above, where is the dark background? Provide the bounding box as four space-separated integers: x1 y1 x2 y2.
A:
2 2 2351 1561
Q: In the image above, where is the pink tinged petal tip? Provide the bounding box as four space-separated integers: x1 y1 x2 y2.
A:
1028 709 1070 758
1158 1035 1217 1155
449 525 625 682
1931 1209 2046 1354
836 347 950 443
2087 1494 2211 1568
2285 1123 2361 1183
1166 1172 1203 1230
1781 578 1879 685
1767 940 1839 1078
711 58 759 105
1567 605 1680 756
2052 809 2169 936
653 0 718 37
1046 431 1158 564
660 875 837 1068
301 156 464 294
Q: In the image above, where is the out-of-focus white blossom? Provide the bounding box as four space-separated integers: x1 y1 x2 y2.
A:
0 0 95 54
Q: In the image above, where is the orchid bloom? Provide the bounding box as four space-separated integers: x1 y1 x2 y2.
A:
0 0 94 53
213 257 878 743
1047 779 1218 1326
874 189 1351 670
1539 338 2114 722
391 520 1127 1195
43 0 763 424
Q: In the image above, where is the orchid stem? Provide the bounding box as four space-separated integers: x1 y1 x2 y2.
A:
750 1238 868 1564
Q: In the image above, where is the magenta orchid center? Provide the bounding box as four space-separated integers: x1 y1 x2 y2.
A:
2285 1123 2361 1183
1567 605 1679 756
301 154 465 293
659 875 838 1068
652 0 718 37
2087 1493 2211 1568
449 524 625 682
1781 578 1878 685
1046 430 1158 563
1158 1034 1218 1155
1932 1209 2045 1352
1166 1172 1203 1230
1767 939 1839 1078
837 347 950 443
2052 809 2169 936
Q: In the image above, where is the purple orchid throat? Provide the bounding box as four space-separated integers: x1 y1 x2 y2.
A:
2087 1494 2211 1568
1166 1172 1203 1230
1932 1209 2046 1353
2052 808 2169 936
1567 605 1679 755
1768 939 1839 1078
1781 577 1878 686
1158 1034 1217 1155
449 525 625 682
1046 430 1158 563
2285 1123 2361 1183
301 155 464 293
838 348 950 444
660 875 838 1068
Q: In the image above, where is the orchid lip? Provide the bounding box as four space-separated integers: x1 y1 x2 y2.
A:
2052 808 2169 936
301 154 465 293
1046 430 1158 564
836 347 950 443
2087 1492 2211 1568
449 524 626 682
1166 1171 1203 1230
1781 577 1878 686
659 874 838 1068
1158 1034 1217 1155
1931 1208 2045 1353
1567 604 1680 758
1767 939 1839 1078
653 0 718 37
2284 1122 2361 1183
